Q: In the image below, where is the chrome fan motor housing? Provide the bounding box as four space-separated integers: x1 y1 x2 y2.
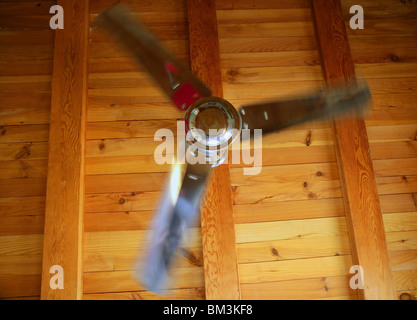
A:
184 96 242 167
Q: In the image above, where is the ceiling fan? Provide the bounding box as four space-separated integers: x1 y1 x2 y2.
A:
95 5 371 294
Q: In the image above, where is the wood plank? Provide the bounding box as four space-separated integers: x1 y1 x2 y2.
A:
84 244 203 272
0 196 45 217
0 30 55 46
0 1 55 15
90 23 189 42
84 245 204 272
0 255 42 275
348 34 417 50
215 0 311 10
218 34 417 54
222 77 417 101
0 44 54 61
220 48 417 70
85 144 335 174
345 19 417 36
0 15 52 31
230 162 339 185
222 65 323 84
0 274 41 299
85 191 160 213
218 21 315 38
88 57 186 74
5 170 414 201
90 11 188 26
83 288 205 300
90 0 186 14
84 211 156 232
356 63 417 79
217 8 312 24
219 36 317 53
85 173 167 194
371 94 417 112
0 106 50 127
233 198 344 224
0 234 43 256
373 158 417 177
83 268 204 294
87 102 183 122
393 270 417 291
240 275 355 300
40 0 89 300
223 80 323 100
376 176 417 195
0 215 44 235
383 212 417 233
232 179 342 204
86 119 178 139
238 255 352 284
187 0 240 300
0 141 48 161
236 235 350 264
0 124 49 143
89 40 188 59
0 59 53 76
351 47 417 64
84 229 202 254
86 155 173 175
379 194 417 214
231 145 337 168
390 250 417 272
366 110 417 126
220 51 320 69
311 0 396 300
368 124 417 143
0 159 47 179
235 216 348 244
342 6 417 21
0 177 46 197
84 127 335 158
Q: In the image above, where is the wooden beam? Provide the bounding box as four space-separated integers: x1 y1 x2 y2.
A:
186 0 241 300
41 0 89 300
311 0 396 300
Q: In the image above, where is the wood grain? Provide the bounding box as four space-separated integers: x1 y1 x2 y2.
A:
187 0 240 300
311 0 396 300
40 0 89 300
240 275 356 300
1 0 416 300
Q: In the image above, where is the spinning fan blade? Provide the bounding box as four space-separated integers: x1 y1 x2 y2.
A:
95 5 212 111
238 81 371 138
137 161 212 293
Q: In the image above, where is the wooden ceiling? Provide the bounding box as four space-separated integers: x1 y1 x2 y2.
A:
0 0 416 300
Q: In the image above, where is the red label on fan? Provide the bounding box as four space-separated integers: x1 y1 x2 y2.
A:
171 83 202 111
165 62 180 73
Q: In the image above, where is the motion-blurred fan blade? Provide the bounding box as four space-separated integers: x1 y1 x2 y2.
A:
238 81 371 138
136 161 212 293
95 5 211 111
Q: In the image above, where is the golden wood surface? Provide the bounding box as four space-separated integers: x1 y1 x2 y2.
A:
40 0 89 300
0 0 416 300
187 0 240 300
311 0 397 300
